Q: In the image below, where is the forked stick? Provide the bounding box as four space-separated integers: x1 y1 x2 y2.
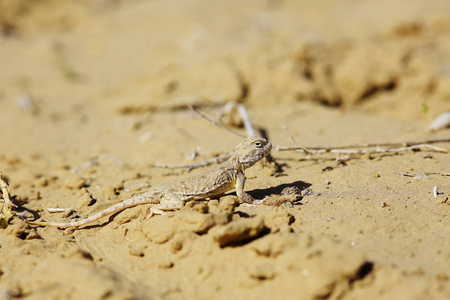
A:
154 104 258 170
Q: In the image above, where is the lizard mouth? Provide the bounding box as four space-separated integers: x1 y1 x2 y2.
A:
263 141 272 156
266 141 272 152
260 141 272 157
242 141 272 168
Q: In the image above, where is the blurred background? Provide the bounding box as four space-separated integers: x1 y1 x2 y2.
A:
1 0 450 121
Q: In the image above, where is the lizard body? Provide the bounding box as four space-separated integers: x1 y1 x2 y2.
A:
26 136 272 228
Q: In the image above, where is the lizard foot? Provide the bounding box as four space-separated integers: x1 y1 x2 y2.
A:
237 192 255 204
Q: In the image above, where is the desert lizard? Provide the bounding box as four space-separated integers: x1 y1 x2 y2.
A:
25 136 272 228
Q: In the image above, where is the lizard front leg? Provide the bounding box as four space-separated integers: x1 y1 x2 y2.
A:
236 172 254 203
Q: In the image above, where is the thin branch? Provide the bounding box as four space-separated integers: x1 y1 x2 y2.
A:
0 172 15 208
237 104 256 137
158 104 257 171
47 207 75 213
152 153 232 171
275 138 450 152
74 154 122 172
1 172 16 227
155 105 242 171
157 104 258 171
277 144 448 154
190 106 246 138
280 125 311 154
433 186 439 198
393 170 450 177
190 103 258 138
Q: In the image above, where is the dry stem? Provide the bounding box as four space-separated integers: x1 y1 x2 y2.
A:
0 172 15 227
275 138 450 154
152 153 232 171
154 104 259 170
190 106 246 138
392 170 450 177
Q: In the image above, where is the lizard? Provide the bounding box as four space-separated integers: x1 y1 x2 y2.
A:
25 136 272 228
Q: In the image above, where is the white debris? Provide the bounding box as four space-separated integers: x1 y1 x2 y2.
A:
428 112 450 131
433 186 439 198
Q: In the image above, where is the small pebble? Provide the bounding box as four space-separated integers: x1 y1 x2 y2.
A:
35 177 49 187
76 193 94 209
248 263 275 280
64 175 86 189
129 246 145 257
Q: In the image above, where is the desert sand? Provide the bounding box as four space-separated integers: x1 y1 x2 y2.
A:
0 0 449 299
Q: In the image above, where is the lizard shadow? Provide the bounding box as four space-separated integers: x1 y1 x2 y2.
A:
249 180 311 201
223 180 311 248
233 180 311 220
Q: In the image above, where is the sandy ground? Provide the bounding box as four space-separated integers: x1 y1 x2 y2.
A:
1 0 450 299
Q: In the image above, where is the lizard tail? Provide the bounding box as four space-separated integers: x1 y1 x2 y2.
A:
25 194 156 228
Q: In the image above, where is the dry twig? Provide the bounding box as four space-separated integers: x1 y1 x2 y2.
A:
433 186 439 198
152 153 232 171
275 138 450 154
190 103 258 138
190 106 245 138
47 207 75 213
0 172 15 227
280 125 311 154
154 104 259 170
0 172 15 207
392 170 450 177
237 104 256 137
75 154 122 172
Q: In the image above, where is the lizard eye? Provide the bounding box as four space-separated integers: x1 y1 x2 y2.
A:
253 141 263 148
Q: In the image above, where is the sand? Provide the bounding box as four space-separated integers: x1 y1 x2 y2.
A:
0 0 449 299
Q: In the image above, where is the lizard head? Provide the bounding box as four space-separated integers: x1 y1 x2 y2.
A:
234 136 272 168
